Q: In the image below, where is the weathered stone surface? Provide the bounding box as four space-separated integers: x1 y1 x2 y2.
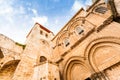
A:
114 0 120 16
0 34 23 53
0 0 120 80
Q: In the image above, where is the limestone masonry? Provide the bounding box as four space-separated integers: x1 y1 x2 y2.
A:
0 0 120 80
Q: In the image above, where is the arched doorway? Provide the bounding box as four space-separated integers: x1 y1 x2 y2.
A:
85 37 120 80
0 60 20 80
63 57 91 80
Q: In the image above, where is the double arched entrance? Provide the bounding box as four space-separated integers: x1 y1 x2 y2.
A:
85 37 120 80
63 37 120 80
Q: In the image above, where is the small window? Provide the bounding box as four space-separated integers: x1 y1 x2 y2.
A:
95 6 108 14
64 38 70 47
45 34 48 38
40 56 47 62
75 26 84 35
40 30 43 35
40 78 42 80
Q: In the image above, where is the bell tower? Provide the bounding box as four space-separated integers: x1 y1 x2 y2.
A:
12 23 55 80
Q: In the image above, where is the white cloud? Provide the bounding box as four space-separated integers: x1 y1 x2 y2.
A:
71 0 92 12
0 0 92 44
31 9 38 16
0 7 13 15
0 0 4 4
85 0 92 5
0 0 33 44
19 6 26 14
0 1 13 15
71 0 83 13
32 16 48 26
0 0 50 44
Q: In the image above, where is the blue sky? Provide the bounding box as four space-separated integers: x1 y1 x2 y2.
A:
0 0 92 44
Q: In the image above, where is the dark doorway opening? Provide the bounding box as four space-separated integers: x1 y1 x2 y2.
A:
85 77 91 80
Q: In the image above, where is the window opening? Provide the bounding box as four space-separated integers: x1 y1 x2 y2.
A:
64 38 70 47
75 26 84 35
45 34 48 38
40 56 47 62
95 6 108 14
40 30 43 35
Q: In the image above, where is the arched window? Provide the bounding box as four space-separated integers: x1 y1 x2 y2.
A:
0 49 4 58
75 26 84 35
40 30 43 35
45 33 48 38
95 6 108 14
64 38 70 47
40 56 47 62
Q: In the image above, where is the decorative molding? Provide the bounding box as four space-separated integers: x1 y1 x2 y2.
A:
71 28 94 50
96 16 113 32
84 37 120 72
63 56 90 80
108 0 118 18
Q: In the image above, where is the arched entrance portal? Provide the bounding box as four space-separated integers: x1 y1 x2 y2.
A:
0 60 20 80
63 57 91 80
85 37 120 80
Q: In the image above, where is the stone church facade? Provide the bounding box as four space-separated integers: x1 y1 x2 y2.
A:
0 0 120 80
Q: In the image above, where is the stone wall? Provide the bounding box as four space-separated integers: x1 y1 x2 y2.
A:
0 34 23 53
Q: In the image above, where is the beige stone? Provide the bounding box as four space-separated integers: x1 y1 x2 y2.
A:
0 0 120 80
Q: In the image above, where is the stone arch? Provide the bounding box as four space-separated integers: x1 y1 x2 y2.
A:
91 2 109 14
85 37 120 72
63 56 91 80
56 30 69 46
0 60 20 80
67 17 84 34
0 53 20 68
